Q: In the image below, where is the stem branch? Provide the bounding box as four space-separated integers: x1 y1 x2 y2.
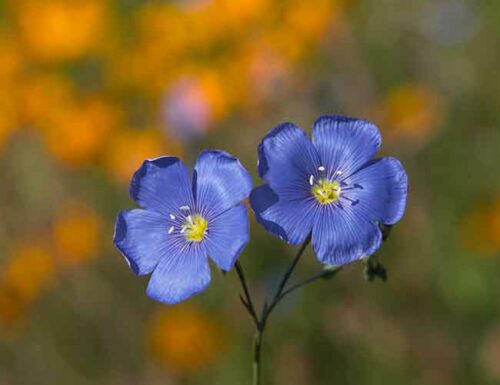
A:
235 237 342 385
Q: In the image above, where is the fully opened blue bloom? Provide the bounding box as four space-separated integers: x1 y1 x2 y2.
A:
250 115 408 266
114 151 252 305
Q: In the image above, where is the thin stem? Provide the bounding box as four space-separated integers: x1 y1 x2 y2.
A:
235 261 259 327
262 237 311 322
252 237 311 384
236 237 341 385
253 328 263 385
278 265 342 301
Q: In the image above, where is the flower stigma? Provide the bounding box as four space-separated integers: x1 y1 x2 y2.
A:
182 215 208 242
312 179 341 205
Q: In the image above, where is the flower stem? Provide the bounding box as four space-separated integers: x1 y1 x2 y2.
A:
235 237 341 385
253 328 263 385
278 265 342 301
261 237 311 321
235 261 259 327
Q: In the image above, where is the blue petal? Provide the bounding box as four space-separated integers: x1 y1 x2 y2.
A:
258 122 320 201
312 115 381 177
146 244 210 305
113 209 169 275
344 157 408 225
205 204 249 271
130 156 193 214
250 184 315 244
312 205 382 265
193 150 252 217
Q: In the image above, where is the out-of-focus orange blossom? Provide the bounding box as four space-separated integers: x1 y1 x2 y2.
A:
13 0 108 63
379 83 445 143
17 73 75 129
147 304 226 375
116 0 339 109
0 240 55 328
2 242 55 304
40 97 121 167
52 203 102 268
0 96 18 151
214 0 270 30
0 34 24 150
103 128 183 184
459 198 500 256
284 0 338 48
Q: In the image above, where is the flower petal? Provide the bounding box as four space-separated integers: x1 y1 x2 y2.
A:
258 122 320 200
146 245 211 305
113 209 169 275
205 204 249 271
130 156 193 214
345 157 408 225
312 115 381 177
312 205 382 265
250 184 315 244
193 150 252 216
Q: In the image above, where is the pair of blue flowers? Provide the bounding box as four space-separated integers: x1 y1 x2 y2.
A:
114 115 408 305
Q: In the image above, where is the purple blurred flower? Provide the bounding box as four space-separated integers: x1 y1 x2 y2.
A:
161 78 213 142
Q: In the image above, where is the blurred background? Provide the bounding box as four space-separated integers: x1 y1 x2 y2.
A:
0 0 499 384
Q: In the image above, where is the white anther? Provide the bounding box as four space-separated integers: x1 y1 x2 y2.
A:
169 214 176 220
309 175 315 186
168 226 174 234
180 226 187 234
318 166 325 171
180 205 190 212
186 215 193 225
336 170 342 175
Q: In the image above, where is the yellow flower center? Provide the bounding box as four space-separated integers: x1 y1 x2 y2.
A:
184 215 208 242
312 179 341 204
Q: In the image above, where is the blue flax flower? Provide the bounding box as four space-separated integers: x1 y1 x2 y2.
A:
114 151 252 304
250 115 408 265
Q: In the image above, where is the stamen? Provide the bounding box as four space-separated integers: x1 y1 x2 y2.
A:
183 215 208 242
341 184 364 192
169 214 176 220
309 175 315 186
342 196 360 206
168 226 174 234
318 166 325 172
180 226 187 234
180 205 190 212
311 179 341 205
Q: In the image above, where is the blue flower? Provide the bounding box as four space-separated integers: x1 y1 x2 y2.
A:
114 151 252 305
250 115 408 265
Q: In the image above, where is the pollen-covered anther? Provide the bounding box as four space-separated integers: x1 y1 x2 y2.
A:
312 179 341 205
183 215 208 242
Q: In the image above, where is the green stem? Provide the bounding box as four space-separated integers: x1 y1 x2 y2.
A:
253 327 263 385
278 265 342 301
236 237 339 385
252 237 311 384
235 261 259 327
261 237 311 322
